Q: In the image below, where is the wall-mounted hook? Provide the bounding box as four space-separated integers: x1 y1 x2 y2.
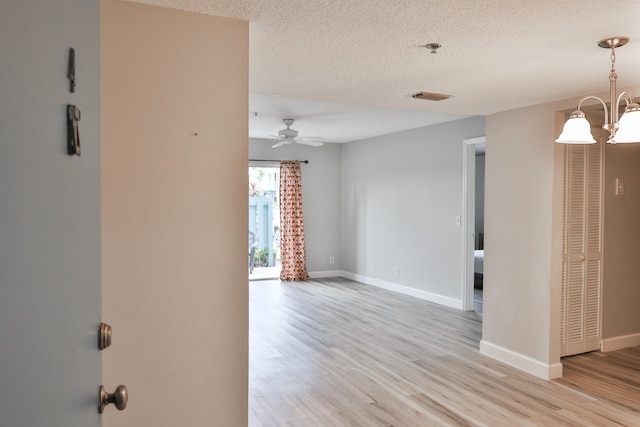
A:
67 48 76 93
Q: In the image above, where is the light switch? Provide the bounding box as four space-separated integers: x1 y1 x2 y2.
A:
455 216 462 226
615 178 625 197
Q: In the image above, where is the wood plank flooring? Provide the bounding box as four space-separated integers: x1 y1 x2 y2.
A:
474 288 482 315
249 278 640 426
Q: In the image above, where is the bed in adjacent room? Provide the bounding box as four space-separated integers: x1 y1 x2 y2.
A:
474 233 484 289
474 249 484 288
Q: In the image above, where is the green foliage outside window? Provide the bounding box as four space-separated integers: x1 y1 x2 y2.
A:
254 249 270 267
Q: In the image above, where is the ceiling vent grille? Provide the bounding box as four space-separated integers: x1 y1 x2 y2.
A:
412 91 452 101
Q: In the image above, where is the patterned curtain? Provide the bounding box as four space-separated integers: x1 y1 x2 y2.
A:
279 161 309 281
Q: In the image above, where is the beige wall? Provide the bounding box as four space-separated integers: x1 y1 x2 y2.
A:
483 102 559 377
483 85 640 379
603 142 640 339
101 1 248 425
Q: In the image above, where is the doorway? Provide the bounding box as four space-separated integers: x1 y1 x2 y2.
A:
249 165 281 280
463 136 486 314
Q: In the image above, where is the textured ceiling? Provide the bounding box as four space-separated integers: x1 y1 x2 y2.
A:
128 0 640 142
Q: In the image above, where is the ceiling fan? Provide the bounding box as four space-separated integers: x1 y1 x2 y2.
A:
270 119 325 148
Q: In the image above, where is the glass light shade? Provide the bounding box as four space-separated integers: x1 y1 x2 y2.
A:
555 112 596 144
611 104 640 143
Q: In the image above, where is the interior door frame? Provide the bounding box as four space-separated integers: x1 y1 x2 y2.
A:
462 136 486 311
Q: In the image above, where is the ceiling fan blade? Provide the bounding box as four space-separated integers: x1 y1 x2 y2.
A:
297 136 326 141
295 139 324 147
272 141 287 148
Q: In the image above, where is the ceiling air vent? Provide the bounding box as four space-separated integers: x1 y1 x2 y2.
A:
412 91 452 101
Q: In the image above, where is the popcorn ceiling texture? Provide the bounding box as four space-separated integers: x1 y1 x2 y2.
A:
126 0 640 117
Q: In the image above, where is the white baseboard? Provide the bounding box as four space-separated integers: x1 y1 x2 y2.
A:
339 271 463 310
601 333 640 352
308 270 344 279
479 340 563 380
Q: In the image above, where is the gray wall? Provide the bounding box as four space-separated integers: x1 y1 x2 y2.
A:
341 117 485 300
249 139 342 273
0 1 101 425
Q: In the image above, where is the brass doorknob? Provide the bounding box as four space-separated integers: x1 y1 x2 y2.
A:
99 385 128 413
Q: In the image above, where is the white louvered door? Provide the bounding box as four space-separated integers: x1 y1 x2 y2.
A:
560 135 603 357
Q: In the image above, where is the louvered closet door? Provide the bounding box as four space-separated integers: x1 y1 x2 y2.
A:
560 136 603 357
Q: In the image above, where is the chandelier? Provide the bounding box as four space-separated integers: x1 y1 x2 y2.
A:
555 37 640 144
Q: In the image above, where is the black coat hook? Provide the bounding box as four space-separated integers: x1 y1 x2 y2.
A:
68 48 76 93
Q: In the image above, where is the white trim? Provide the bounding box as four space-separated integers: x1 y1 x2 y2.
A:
480 340 563 380
601 333 640 352
462 136 486 311
340 271 463 310
464 136 487 146
280 269 469 312
308 270 344 279
308 269 465 310
248 160 280 168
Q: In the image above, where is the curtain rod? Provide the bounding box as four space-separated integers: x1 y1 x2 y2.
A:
249 159 309 164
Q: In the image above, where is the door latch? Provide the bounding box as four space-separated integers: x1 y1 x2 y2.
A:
99 322 112 350
67 104 81 156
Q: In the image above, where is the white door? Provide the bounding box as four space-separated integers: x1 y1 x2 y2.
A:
0 1 102 425
560 137 603 357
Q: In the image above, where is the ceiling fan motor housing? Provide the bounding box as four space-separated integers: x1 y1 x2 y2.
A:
279 126 298 139
271 118 324 148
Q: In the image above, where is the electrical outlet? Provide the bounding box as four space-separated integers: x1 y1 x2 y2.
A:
329 256 335 264
394 267 399 278
616 177 625 197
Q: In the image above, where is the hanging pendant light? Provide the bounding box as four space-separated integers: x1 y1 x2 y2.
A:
611 103 640 143
556 37 640 145
556 110 596 144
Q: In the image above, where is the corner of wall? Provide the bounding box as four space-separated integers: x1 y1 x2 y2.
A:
479 340 563 380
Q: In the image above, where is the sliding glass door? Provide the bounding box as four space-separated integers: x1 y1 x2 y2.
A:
249 166 281 280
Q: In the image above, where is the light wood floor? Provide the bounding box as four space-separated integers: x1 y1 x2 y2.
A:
474 288 482 315
249 278 640 426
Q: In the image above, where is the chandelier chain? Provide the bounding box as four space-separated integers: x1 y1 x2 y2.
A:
611 48 616 73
